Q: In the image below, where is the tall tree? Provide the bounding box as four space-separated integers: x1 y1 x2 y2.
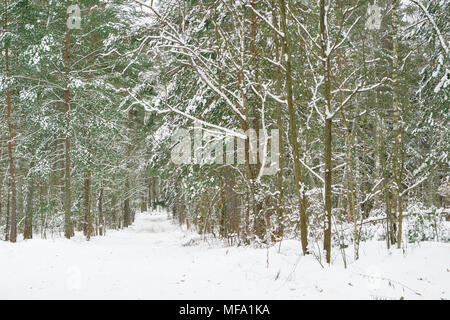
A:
4 0 17 243
277 0 308 255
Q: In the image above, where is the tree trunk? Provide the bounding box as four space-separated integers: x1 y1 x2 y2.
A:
4 0 17 243
98 185 104 236
84 171 92 240
111 194 117 229
17 164 24 232
320 0 333 263
248 0 265 241
323 117 333 264
63 9 73 239
278 0 308 255
123 180 131 228
5 180 10 241
339 46 359 260
24 177 34 239
0 143 3 237
148 177 152 210
379 117 395 247
392 0 402 248
272 0 284 240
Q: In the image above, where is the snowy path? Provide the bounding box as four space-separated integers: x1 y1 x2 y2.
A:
1 212 449 299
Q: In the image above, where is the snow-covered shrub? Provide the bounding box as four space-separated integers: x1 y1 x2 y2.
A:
360 222 386 242
437 177 450 208
406 206 450 243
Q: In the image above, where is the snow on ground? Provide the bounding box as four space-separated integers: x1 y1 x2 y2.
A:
0 211 449 300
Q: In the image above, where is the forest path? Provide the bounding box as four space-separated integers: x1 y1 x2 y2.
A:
1 211 449 299
0 212 285 299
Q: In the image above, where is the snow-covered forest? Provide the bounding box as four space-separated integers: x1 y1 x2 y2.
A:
0 0 449 300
